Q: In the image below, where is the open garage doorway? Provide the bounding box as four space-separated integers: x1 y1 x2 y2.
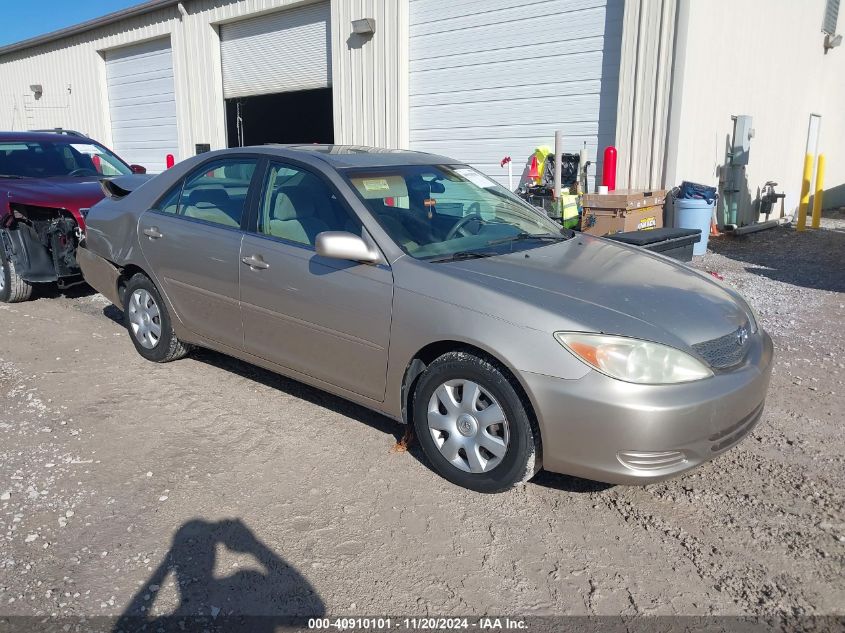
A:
225 87 334 147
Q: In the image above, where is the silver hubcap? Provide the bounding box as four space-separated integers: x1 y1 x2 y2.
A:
427 379 510 474
0 259 6 292
127 289 162 349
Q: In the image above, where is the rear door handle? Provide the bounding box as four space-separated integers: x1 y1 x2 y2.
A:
142 226 163 239
241 254 270 270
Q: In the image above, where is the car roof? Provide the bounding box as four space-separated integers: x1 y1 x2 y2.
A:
0 131 94 143
265 144 459 168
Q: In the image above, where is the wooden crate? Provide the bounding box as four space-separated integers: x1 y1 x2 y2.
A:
581 189 667 211
580 204 664 236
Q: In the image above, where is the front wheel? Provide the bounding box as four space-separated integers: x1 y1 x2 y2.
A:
123 273 191 362
412 352 540 493
0 248 33 303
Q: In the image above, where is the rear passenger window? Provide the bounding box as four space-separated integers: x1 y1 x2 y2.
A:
156 184 183 214
177 159 257 228
258 163 360 246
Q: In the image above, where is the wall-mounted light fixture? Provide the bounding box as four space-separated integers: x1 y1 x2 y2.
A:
351 18 376 36
29 84 43 99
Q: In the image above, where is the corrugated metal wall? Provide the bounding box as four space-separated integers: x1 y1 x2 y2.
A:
0 0 409 165
408 0 623 189
613 0 676 191
0 6 179 149
331 0 409 148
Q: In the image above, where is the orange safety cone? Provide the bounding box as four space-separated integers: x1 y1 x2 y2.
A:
710 218 720 237
528 155 540 183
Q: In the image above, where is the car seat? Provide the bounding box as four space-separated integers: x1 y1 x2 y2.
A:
267 189 329 245
182 188 239 227
6 150 39 177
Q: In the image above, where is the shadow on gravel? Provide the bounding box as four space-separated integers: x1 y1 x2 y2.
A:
102 304 123 324
531 471 614 493
708 224 845 293
131 343 617 492
113 518 324 632
34 281 97 300
192 348 408 446
105 308 616 493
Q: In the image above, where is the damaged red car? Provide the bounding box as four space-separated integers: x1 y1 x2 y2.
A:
0 131 145 302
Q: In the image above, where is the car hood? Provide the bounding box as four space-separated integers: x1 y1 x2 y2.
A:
3 177 104 222
430 235 752 349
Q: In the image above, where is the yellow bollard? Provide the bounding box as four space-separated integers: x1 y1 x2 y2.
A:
811 154 825 229
796 153 814 231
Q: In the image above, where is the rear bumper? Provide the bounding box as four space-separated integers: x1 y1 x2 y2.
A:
522 331 774 485
76 244 122 306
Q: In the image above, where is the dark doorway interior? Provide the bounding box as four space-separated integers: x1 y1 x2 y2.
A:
225 87 333 147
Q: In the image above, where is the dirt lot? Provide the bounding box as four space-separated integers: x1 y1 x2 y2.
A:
1 218 843 629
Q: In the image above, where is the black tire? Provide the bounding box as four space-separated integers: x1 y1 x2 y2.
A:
412 351 540 493
123 273 190 363
0 248 33 303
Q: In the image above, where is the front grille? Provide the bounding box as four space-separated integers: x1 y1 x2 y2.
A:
709 402 764 452
693 326 752 369
617 450 688 472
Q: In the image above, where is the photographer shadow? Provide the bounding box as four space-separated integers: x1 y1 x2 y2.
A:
113 518 324 632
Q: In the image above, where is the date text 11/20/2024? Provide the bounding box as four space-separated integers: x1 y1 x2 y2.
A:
308 618 528 630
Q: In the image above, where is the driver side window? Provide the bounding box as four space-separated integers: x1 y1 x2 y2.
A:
257 163 359 247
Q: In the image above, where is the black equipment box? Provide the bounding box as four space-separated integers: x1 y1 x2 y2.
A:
606 227 702 262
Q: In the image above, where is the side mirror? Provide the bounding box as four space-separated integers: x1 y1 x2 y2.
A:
315 231 379 263
130 164 147 174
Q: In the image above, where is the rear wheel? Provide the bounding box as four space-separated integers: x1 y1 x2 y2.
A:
412 352 540 493
0 249 34 303
123 273 190 362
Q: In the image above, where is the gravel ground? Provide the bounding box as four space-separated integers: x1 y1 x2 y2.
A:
0 218 843 630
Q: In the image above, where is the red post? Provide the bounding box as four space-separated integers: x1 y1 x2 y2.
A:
166 154 175 169
602 146 617 192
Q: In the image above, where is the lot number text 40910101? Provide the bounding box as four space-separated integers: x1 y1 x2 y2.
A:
307 617 528 630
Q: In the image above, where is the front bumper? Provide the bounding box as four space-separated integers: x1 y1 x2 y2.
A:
522 330 774 485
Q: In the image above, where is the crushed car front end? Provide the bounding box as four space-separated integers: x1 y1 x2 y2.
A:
1 201 87 288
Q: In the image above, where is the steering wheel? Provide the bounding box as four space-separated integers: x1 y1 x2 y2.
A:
444 203 484 241
68 168 98 177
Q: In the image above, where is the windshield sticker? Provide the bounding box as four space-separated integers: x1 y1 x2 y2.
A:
70 143 103 155
454 168 497 189
362 178 391 192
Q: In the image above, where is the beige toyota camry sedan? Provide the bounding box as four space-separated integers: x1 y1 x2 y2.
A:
78 145 773 493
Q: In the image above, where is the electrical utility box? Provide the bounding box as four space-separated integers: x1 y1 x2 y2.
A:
731 115 754 165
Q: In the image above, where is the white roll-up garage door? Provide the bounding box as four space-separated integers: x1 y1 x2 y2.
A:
105 38 179 173
220 2 332 99
409 0 622 189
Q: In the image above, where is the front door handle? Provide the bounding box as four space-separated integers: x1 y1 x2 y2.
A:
142 226 163 239
241 254 270 270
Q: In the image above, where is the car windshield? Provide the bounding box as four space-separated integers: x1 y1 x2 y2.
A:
0 140 132 178
345 164 569 260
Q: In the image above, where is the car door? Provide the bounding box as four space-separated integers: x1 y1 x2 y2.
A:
239 161 393 401
138 158 259 350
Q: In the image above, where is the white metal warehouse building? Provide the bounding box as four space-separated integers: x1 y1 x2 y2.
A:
1 0 843 217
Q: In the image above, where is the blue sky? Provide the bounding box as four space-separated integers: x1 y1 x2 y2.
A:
0 1 142 47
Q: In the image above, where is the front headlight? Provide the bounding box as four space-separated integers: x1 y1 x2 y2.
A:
554 332 713 384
